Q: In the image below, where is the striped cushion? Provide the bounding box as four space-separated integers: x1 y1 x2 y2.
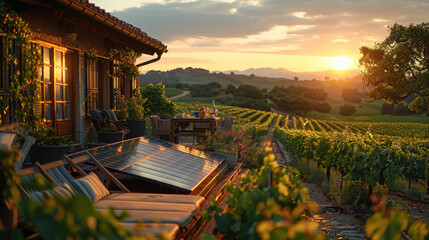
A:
76 172 110 202
28 183 74 203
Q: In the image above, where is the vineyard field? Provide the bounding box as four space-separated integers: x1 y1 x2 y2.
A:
176 102 429 139
274 128 429 194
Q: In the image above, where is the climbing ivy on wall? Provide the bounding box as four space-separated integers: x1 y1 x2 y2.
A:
0 2 42 123
109 47 141 84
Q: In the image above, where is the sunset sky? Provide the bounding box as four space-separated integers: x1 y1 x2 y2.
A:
92 0 428 73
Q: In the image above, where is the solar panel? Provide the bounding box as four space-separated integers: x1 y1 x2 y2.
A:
71 137 224 192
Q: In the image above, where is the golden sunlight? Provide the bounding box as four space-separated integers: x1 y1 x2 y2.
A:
330 56 355 70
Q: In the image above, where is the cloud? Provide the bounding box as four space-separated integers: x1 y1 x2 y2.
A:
331 39 350 43
89 0 429 71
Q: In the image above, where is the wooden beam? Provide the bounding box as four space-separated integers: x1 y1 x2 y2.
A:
86 152 130 193
64 155 87 177
35 162 56 183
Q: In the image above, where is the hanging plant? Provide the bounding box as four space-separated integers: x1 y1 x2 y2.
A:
85 48 98 62
0 2 42 123
108 47 141 81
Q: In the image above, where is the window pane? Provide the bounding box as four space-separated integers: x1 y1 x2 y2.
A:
45 104 52 121
65 86 71 101
55 68 62 83
56 85 63 101
56 103 63 120
38 67 42 81
65 103 71 119
65 69 71 84
44 67 50 82
55 51 62 66
44 84 51 101
44 48 51 64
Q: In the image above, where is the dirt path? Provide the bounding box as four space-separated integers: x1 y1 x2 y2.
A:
263 122 366 239
169 90 190 100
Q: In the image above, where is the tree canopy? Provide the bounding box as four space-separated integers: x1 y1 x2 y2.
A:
359 23 429 116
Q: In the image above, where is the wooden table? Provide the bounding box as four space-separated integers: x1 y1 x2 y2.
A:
170 117 219 144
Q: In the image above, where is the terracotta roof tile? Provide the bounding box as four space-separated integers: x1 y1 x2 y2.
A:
65 0 167 53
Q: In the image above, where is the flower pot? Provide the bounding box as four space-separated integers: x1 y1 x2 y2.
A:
214 151 238 169
98 131 125 143
29 144 68 164
127 120 146 138
0 201 18 229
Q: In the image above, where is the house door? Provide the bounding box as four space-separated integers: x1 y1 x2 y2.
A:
40 45 74 139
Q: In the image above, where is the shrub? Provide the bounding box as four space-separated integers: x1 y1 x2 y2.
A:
339 104 356 116
202 158 323 240
314 102 332 113
141 83 178 116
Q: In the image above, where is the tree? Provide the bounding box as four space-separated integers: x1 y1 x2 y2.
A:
293 76 299 81
234 85 264 99
303 88 328 101
381 102 394 115
342 88 361 103
359 23 429 116
314 103 332 113
392 103 417 115
339 104 356 116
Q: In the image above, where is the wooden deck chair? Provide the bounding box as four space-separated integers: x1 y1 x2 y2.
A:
34 153 204 229
16 166 179 238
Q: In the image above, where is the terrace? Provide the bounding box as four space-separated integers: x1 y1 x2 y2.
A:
0 0 250 238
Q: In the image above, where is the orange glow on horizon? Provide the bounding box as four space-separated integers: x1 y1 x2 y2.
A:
330 56 355 71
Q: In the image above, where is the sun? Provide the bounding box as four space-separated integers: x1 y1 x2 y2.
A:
330 56 354 71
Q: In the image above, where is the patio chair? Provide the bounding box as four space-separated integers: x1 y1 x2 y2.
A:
88 109 106 132
16 153 204 237
102 109 128 131
150 115 170 140
217 115 234 134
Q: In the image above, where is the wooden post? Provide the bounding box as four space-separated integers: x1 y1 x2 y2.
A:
326 166 331 182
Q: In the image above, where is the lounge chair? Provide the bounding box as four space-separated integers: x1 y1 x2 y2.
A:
16 153 204 238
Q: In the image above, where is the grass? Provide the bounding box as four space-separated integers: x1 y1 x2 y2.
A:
387 179 427 198
164 87 183 97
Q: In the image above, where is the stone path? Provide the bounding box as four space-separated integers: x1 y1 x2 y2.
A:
263 119 367 239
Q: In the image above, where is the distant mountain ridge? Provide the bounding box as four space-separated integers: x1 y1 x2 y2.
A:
223 67 360 80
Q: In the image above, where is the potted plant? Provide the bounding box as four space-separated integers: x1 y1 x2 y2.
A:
0 148 20 229
18 121 72 164
202 130 252 169
114 92 147 138
97 123 126 143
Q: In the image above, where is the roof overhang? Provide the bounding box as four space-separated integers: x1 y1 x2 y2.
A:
53 0 167 55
